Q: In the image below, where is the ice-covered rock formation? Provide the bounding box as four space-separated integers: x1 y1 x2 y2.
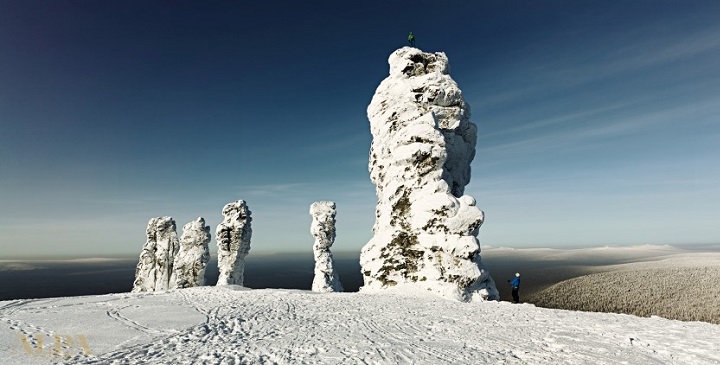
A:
173 217 212 288
216 200 252 286
132 216 180 292
360 47 499 301
310 201 343 293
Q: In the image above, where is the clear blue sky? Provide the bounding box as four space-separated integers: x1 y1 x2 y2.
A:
1 1 718 258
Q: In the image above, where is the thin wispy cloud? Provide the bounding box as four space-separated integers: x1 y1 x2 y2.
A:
479 101 640 140
593 25 720 76
473 23 720 110
477 96 720 157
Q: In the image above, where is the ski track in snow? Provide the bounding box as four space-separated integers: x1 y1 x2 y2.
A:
0 287 719 364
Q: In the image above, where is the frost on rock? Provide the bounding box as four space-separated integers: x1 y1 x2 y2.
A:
216 200 252 286
173 217 211 288
310 201 343 293
132 216 180 292
360 47 499 301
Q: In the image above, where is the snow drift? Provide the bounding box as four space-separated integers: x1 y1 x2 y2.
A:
360 47 498 301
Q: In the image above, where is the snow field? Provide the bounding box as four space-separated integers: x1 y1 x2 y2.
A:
1 286 719 364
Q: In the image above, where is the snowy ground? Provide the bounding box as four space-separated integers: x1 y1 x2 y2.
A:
1 285 719 364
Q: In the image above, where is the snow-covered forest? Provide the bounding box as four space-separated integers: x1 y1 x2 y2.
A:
529 254 720 324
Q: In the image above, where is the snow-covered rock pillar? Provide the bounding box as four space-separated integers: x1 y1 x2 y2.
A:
173 217 212 288
216 200 252 286
360 47 499 301
310 201 343 293
132 216 180 292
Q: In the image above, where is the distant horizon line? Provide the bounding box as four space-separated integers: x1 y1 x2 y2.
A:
3 242 719 261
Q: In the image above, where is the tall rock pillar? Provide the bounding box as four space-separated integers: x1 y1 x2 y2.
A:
132 216 180 292
360 47 499 301
216 200 252 286
310 201 343 293
173 217 212 288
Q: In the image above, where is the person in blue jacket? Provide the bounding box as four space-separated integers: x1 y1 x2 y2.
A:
508 273 521 303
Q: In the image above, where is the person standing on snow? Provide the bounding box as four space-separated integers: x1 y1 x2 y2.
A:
508 273 521 303
408 32 416 47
